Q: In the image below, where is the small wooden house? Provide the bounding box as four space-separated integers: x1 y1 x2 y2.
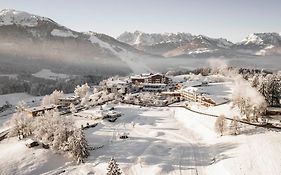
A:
131 73 171 85
25 105 58 117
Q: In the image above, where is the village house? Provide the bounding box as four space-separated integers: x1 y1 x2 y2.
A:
131 73 171 85
58 96 80 107
130 73 172 92
105 79 131 95
25 104 59 117
161 91 182 101
180 87 225 107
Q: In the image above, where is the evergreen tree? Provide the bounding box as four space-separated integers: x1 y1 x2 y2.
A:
107 157 122 175
68 129 89 164
257 74 281 106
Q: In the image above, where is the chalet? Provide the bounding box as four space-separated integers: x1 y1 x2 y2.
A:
131 73 171 85
161 91 182 101
105 79 131 94
181 87 199 102
180 87 226 107
25 105 58 117
58 96 80 107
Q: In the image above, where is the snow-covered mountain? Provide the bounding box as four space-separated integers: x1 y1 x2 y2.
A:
117 31 194 55
118 31 193 46
117 31 234 57
118 31 281 57
235 33 281 56
164 35 234 57
0 9 54 27
0 9 153 75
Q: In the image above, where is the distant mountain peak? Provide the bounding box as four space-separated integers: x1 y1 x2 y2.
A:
240 33 264 45
117 31 193 46
117 31 234 57
0 8 53 27
240 32 281 45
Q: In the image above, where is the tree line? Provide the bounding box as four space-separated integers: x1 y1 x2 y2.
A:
0 74 105 96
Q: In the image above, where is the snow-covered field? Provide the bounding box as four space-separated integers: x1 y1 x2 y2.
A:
32 69 70 80
1 79 281 175
1 103 280 175
0 138 70 175
64 104 281 175
0 93 40 106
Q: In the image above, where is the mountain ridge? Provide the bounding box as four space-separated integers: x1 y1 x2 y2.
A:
0 9 155 75
117 31 281 57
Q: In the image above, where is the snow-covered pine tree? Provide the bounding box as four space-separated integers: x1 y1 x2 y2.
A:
270 74 281 106
68 129 89 164
42 95 51 105
32 110 75 152
81 92 90 108
75 83 90 98
8 111 32 139
107 157 122 175
42 90 64 105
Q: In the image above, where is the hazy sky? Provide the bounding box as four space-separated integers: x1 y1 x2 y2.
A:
0 0 280 42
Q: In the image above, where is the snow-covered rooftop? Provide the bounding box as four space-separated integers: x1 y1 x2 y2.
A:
26 104 57 112
131 73 164 79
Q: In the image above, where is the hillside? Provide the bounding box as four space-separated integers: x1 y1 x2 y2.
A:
0 9 153 76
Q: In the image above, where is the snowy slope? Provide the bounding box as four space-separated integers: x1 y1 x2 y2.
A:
0 9 53 27
50 29 78 38
88 32 153 74
0 138 70 175
0 9 155 75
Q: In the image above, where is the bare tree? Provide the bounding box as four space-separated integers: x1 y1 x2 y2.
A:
42 90 64 105
229 116 240 135
214 115 227 136
70 103 77 113
8 111 32 139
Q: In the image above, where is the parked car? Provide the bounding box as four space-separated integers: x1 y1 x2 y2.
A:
25 139 39 148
